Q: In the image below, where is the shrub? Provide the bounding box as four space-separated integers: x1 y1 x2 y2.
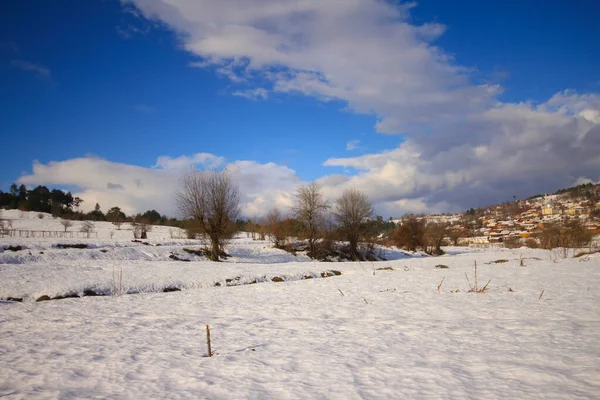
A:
60 219 73 232
539 219 593 250
80 221 95 238
392 216 425 252
503 236 521 249
525 238 539 248
132 220 152 239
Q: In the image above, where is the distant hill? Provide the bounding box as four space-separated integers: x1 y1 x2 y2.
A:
553 182 600 198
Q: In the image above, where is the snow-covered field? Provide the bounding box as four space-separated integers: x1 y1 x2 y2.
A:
1 211 599 398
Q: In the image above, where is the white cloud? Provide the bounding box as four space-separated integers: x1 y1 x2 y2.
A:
323 92 600 212
15 92 600 221
572 177 597 187
346 140 360 151
16 156 304 218
118 0 600 215
232 88 268 100
18 157 177 216
153 153 225 170
10 60 50 77
227 161 302 217
125 0 497 133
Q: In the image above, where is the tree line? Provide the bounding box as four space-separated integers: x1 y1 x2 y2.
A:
174 170 453 261
0 183 79 215
0 183 182 232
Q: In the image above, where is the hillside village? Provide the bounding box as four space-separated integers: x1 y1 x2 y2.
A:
416 183 600 246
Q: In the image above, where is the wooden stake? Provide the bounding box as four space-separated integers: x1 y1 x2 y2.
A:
474 260 478 291
206 324 212 357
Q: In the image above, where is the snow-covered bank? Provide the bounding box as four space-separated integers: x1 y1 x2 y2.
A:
0 214 416 301
1 249 599 398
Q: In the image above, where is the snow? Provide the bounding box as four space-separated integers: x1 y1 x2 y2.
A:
1 211 600 398
0 209 186 241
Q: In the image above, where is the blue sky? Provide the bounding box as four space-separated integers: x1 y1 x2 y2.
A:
1 0 599 217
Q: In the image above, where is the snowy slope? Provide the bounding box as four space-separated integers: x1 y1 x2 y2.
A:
0 210 185 240
1 211 599 398
0 211 416 301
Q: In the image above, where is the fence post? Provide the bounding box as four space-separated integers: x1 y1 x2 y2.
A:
206 324 212 357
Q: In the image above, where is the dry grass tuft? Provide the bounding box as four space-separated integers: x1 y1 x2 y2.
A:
437 277 445 293
466 260 491 293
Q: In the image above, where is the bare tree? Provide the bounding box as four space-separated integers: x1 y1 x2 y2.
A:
424 222 449 255
132 220 152 239
293 181 330 256
80 221 95 238
265 207 288 248
334 188 373 258
392 215 426 252
447 228 462 246
539 219 593 251
245 219 258 240
0 211 12 236
60 219 73 232
0 219 13 236
175 169 241 261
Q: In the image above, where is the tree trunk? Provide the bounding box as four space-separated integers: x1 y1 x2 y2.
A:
211 239 220 262
350 239 358 260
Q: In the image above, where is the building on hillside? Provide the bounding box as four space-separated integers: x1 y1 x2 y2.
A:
520 208 541 219
458 236 490 245
542 201 558 216
567 205 586 216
